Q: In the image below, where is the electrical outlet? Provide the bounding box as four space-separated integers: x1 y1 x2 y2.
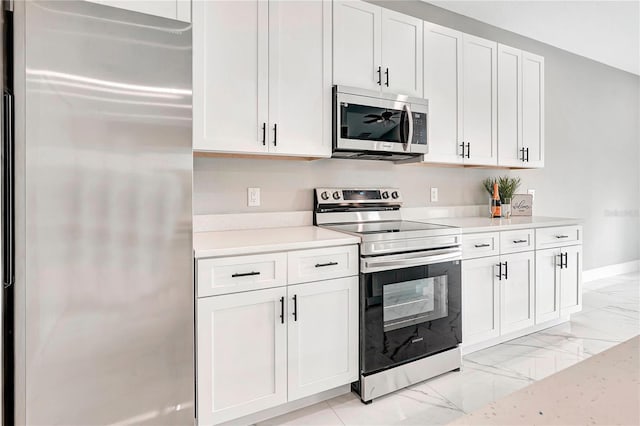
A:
527 189 535 201
430 187 438 202
248 187 261 207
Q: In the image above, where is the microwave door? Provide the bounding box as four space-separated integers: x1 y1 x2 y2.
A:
336 93 409 154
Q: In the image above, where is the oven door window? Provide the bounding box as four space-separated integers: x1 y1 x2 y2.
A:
383 276 448 332
340 102 408 144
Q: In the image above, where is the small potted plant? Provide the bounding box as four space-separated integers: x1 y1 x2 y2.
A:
482 176 521 218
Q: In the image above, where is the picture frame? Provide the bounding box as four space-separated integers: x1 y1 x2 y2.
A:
511 194 533 216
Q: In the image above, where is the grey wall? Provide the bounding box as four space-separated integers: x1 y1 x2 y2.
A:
194 1 640 271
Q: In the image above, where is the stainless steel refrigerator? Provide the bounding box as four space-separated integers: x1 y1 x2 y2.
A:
1 1 194 424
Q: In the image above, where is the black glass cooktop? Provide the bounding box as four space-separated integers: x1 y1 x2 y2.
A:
324 220 455 235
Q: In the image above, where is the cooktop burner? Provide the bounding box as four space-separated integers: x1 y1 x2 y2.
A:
323 220 456 235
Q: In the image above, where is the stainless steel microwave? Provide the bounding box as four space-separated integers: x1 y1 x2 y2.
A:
332 85 428 162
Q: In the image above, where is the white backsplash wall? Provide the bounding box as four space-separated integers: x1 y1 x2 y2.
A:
194 158 497 213
194 1 640 271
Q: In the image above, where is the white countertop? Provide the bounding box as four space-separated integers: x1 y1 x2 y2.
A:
416 216 582 234
194 226 360 258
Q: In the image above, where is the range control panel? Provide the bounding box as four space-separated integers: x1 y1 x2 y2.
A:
315 188 403 205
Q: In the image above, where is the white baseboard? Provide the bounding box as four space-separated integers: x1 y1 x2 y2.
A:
583 260 640 284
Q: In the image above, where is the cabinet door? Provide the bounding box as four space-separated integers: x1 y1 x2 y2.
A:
269 0 332 157
497 44 523 167
462 256 500 346
85 0 190 21
197 288 287 425
380 9 423 97
521 52 545 168
462 34 497 166
500 251 535 334
193 0 268 153
560 245 582 315
535 248 561 324
423 22 463 164
287 277 359 401
333 0 382 91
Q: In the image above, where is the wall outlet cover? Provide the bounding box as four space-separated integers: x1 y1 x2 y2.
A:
430 187 438 202
527 189 536 201
248 187 261 207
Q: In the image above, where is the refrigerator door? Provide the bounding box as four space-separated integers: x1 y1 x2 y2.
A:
13 1 193 424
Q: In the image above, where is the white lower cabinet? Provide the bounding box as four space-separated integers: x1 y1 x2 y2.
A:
196 245 359 425
536 245 583 324
287 277 359 401
499 251 535 334
560 245 583 314
197 287 288 425
462 256 500 346
462 226 581 352
535 247 561 323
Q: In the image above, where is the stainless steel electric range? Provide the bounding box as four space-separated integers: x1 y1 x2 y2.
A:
314 188 463 403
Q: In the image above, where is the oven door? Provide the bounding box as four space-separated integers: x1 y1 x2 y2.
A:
361 260 461 376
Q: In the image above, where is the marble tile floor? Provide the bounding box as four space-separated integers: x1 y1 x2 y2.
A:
260 272 640 426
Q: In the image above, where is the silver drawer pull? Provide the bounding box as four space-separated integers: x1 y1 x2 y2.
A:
231 271 261 278
315 261 338 268
555 235 569 239
513 239 528 244
474 243 491 248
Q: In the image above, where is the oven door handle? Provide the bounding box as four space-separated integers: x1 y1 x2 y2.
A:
362 248 461 273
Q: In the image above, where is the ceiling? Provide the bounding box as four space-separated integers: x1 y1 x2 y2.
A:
428 0 640 75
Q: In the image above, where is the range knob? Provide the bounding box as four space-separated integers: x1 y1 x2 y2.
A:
381 191 389 199
391 191 399 199
332 191 341 200
320 191 329 200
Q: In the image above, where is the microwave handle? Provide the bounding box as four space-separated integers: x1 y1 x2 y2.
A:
403 104 414 152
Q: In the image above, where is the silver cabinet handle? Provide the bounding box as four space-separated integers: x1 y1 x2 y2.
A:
474 243 491 248
555 235 569 239
513 239 528 244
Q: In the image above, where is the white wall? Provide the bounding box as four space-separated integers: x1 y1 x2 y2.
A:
194 0 640 271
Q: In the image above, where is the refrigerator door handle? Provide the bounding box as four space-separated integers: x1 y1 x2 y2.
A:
2 90 14 288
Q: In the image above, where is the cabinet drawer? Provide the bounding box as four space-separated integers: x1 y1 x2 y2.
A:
536 225 582 249
500 229 535 254
288 245 358 284
461 232 500 259
197 253 287 297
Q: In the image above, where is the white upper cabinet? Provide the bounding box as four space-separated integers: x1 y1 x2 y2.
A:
193 0 268 154
333 1 382 91
497 44 523 167
462 34 498 166
497 45 545 168
85 0 191 22
422 23 463 164
521 52 545 167
194 0 331 157
269 0 332 157
334 1 423 97
380 9 423 97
